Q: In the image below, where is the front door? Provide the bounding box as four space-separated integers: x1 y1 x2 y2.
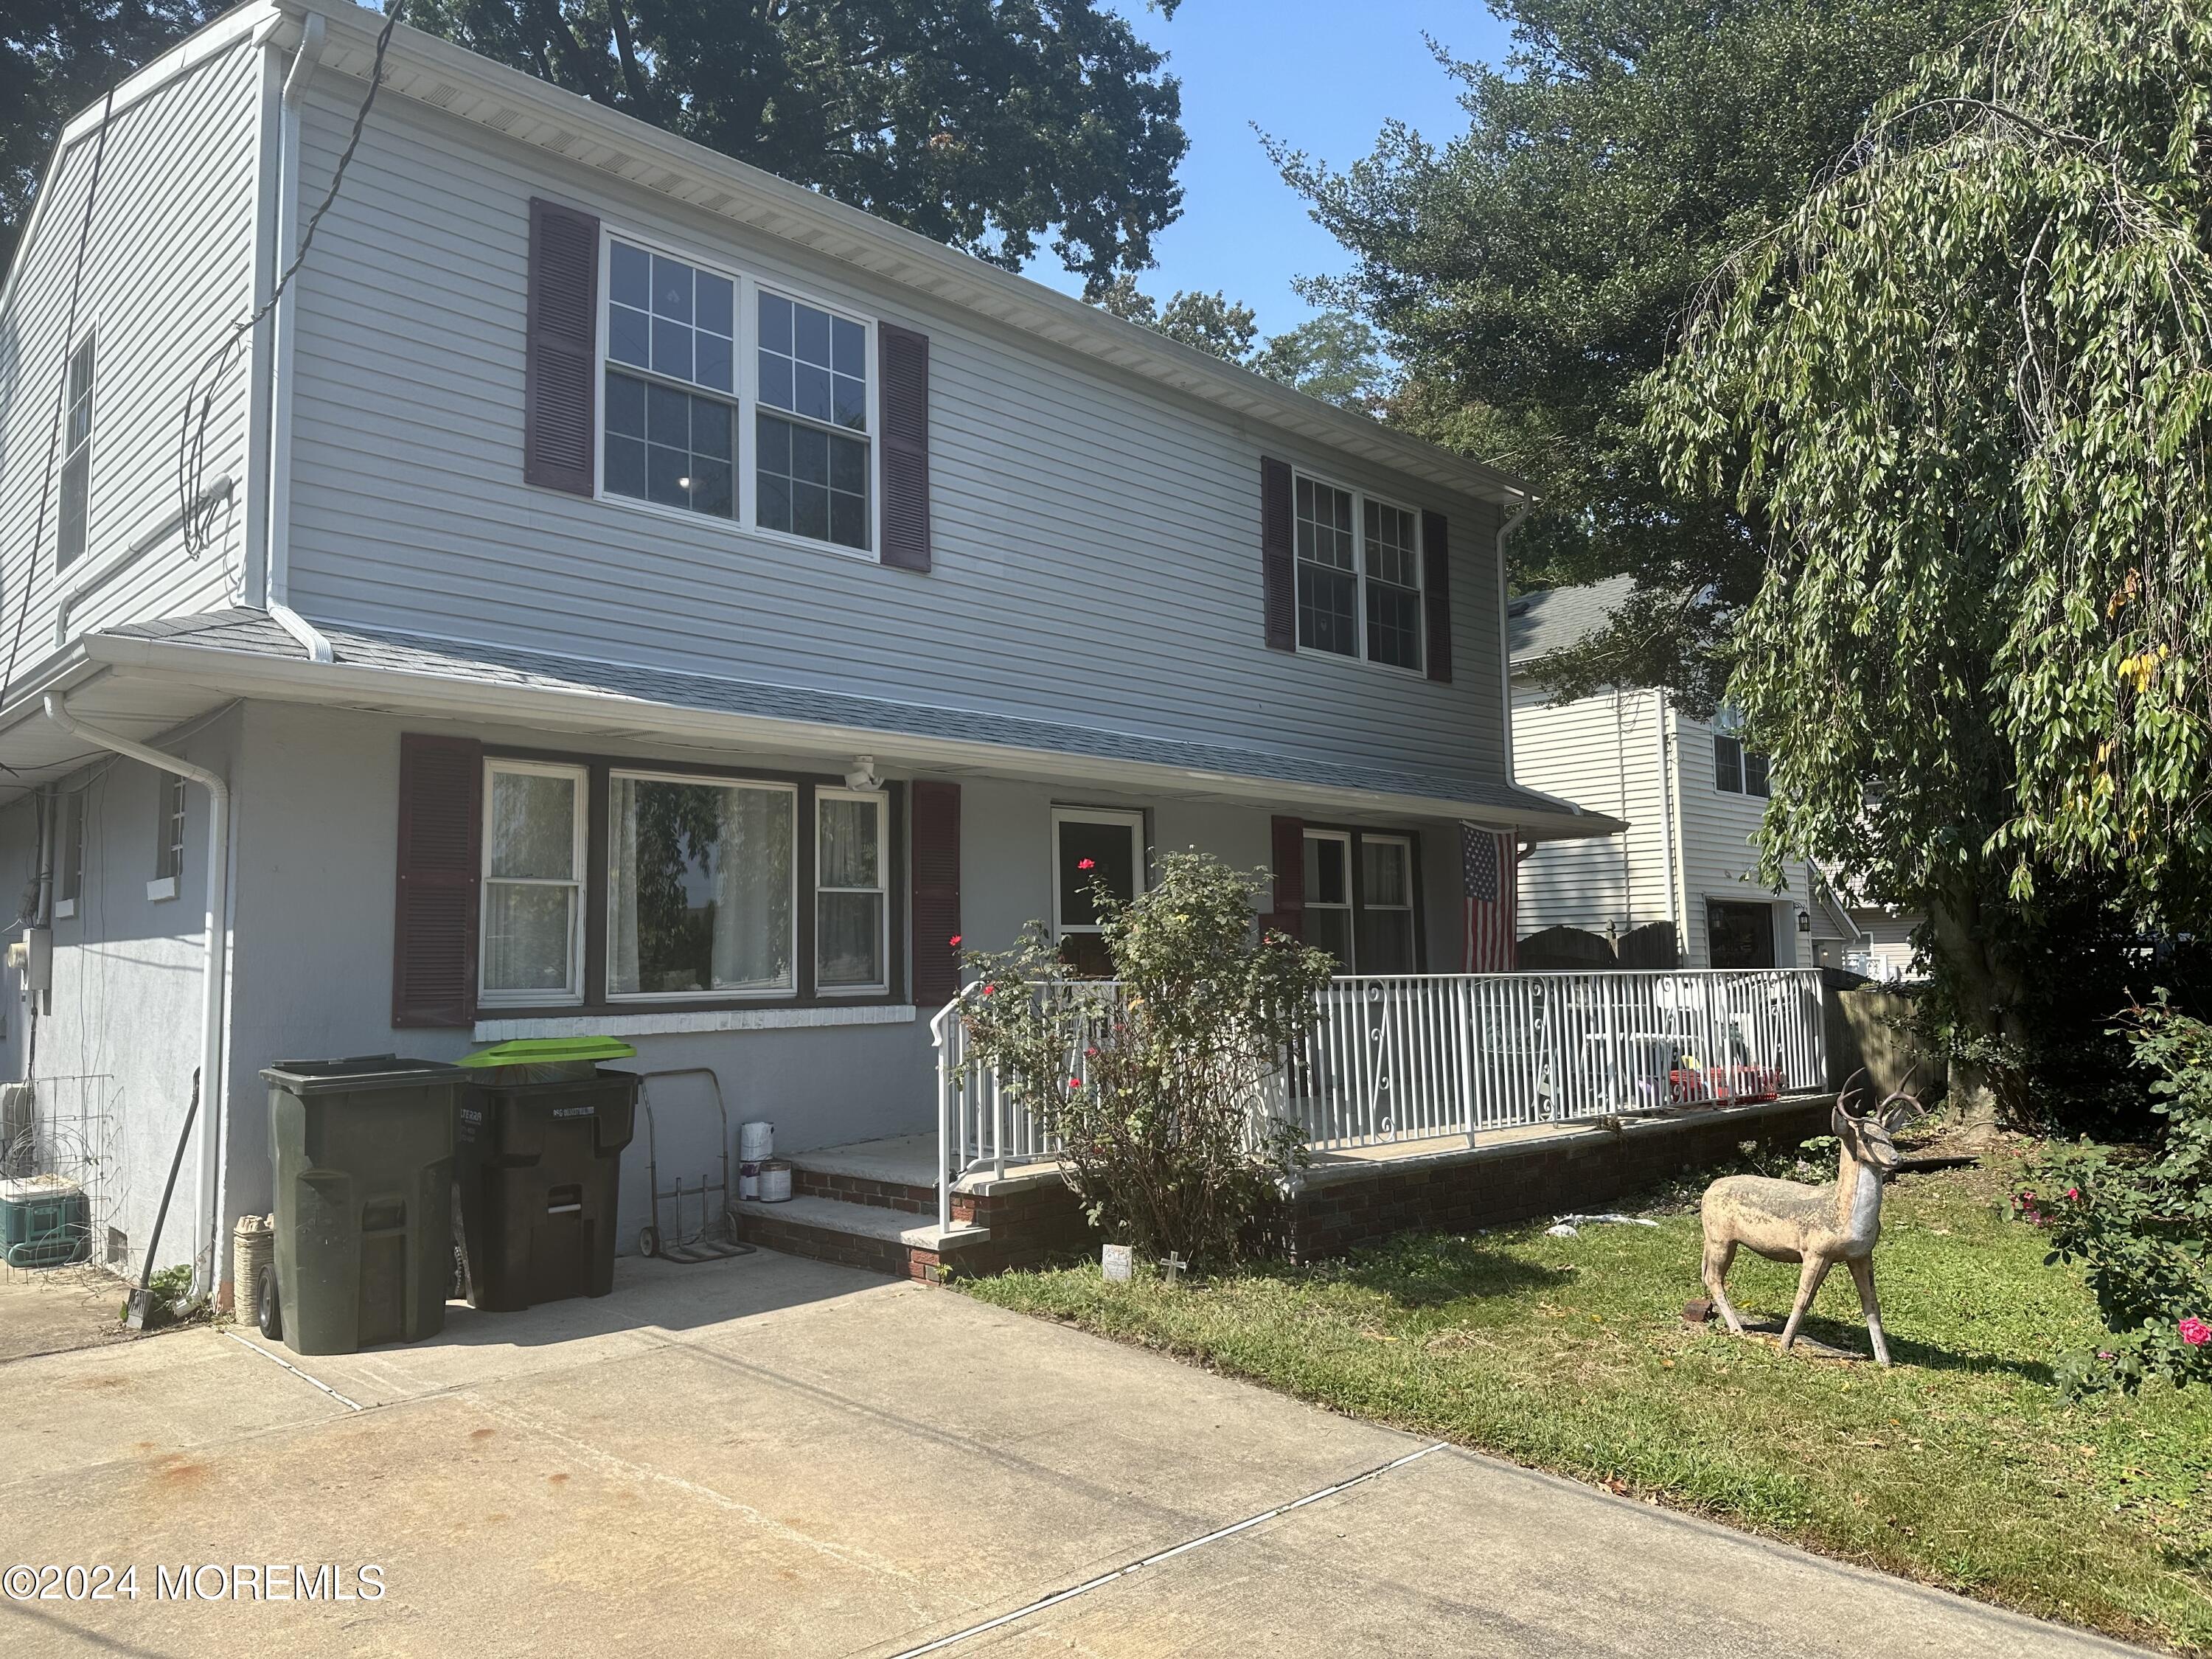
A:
1706 900 1777 968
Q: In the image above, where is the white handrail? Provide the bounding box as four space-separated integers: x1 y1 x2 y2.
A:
935 969 1829 1218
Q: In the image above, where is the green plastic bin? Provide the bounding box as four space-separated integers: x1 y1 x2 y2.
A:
0 1175 90 1269
454 1038 638 1312
261 1056 467 1356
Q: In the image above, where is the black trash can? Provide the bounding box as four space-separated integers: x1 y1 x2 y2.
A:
262 1056 467 1356
455 1065 638 1312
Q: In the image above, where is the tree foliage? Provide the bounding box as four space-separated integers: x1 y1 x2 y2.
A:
1093 273 1259 361
1645 0 2212 1085
956 852 1335 1267
411 0 1188 293
1273 0 1994 708
1 0 221 271
1251 310 1394 416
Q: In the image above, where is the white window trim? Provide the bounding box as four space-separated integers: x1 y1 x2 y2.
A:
1050 807 1147 939
56 327 96 573
1358 832 1418 975
479 759 588 1009
1290 467 1426 679
1304 828 1356 971
814 786 890 997
155 773 186 885
592 224 882 563
603 768 800 1004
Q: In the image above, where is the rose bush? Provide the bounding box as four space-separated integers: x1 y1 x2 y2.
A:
954 851 1337 1268
2023 995 2212 1393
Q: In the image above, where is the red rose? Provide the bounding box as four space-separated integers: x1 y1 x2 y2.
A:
1078 858 1096 870
949 934 963 947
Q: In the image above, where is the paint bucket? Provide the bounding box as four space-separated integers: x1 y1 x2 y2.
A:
1101 1243 1133 1282
738 1121 775 1161
739 1160 760 1200
756 1161 792 1203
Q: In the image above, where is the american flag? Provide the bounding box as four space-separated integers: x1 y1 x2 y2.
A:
1461 823 1518 972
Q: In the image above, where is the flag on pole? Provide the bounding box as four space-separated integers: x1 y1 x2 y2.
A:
1461 823 1517 972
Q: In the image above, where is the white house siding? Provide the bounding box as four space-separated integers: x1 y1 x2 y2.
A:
0 710 240 1284
0 38 262 666
1510 689 1674 940
1669 708 1815 970
279 81 1509 787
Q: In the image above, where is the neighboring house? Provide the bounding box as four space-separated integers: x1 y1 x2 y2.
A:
0 1 1615 1293
1506 578 1865 971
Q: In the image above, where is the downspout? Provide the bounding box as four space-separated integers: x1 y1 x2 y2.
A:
1496 504 1531 780
1653 689 1684 963
44 693 231 1300
265 13 334 664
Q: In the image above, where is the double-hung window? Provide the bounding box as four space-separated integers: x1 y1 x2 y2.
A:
1294 470 1423 672
1304 828 1419 974
156 777 186 885
599 232 873 553
604 240 737 518
481 761 587 1004
607 772 794 997
815 790 888 992
58 334 95 571
1713 731 1771 798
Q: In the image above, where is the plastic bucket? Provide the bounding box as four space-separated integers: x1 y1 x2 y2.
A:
739 1160 760 1200
756 1161 791 1203
738 1121 774 1161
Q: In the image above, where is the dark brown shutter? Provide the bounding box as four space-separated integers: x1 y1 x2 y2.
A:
1422 509 1452 683
1265 814 1305 939
524 197 599 495
910 779 961 1006
392 734 482 1028
880 323 931 571
1262 457 1295 650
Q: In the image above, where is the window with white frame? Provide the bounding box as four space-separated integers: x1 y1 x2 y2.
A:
1295 470 1422 672
815 790 888 992
604 239 737 518
481 762 586 1004
1304 827 1419 974
55 787 85 919
154 776 186 885
1713 731 1770 798
1303 830 1354 970
756 291 871 551
1051 807 1144 977
58 334 95 571
607 772 794 998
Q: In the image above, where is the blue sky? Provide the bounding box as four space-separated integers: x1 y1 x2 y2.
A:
1027 2 1519 340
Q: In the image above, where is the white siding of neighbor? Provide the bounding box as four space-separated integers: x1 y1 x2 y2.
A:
279 83 1511 783
1511 689 1674 939
1669 708 1813 969
0 39 262 667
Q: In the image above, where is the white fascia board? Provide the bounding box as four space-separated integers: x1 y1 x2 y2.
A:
271 0 1528 507
84 633 1622 838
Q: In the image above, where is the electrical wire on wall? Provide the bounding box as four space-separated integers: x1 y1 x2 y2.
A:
0 82 119 705
177 0 407 566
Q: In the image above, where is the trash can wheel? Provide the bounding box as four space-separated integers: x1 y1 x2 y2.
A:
256 1264 282 1341
637 1227 660 1259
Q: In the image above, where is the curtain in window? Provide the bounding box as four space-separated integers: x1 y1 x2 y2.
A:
608 782 641 992
712 786 792 990
817 796 882 987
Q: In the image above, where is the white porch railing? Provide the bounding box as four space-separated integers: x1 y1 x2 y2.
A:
931 968 1829 1230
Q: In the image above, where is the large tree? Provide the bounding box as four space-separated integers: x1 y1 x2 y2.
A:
3 0 1189 293
1645 0 2212 1110
1273 0 1995 708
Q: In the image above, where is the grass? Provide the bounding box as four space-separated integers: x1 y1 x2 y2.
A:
959 1147 2212 1654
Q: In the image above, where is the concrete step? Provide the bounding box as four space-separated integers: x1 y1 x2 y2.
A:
733 1192 993 1281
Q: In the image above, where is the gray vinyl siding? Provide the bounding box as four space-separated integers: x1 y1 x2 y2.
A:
280 83 1511 783
0 39 261 670
1511 689 1674 939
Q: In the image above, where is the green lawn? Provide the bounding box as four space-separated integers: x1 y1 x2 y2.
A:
960 1152 2212 1654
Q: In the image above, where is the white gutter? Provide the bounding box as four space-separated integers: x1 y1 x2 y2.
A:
1653 689 1685 959
263 13 333 664
43 692 231 1301
1496 506 1531 782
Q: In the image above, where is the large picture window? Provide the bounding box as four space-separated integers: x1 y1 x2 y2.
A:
607 773 794 998
1293 470 1423 672
815 790 888 991
597 230 874 553
481 762 587 1004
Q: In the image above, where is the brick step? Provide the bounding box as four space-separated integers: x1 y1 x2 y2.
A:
733 1194 990 1282
781 1137 939 1215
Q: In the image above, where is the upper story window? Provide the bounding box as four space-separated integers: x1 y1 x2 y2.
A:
1714 732 1770 797
1294 470 1422 673
598 232 872 553
58 334 96 571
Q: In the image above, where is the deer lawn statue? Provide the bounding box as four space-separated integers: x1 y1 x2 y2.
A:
1699 1074 1920 1366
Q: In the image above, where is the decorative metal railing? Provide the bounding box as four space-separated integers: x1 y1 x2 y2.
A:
930 969 1829 1230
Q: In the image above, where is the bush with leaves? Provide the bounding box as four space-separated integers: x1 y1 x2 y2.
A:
2022 996 2212 1393
956 852 1336 1268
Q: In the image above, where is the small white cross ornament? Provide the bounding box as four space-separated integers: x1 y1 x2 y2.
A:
1161 1252 1187 1284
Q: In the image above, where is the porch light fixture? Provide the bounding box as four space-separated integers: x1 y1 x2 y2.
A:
1798 910 1812 933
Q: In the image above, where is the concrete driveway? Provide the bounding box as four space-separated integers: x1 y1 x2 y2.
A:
0 1251 2148 1658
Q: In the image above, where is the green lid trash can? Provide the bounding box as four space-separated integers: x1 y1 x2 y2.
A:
455 1039 639 1312
261 1056 467 1356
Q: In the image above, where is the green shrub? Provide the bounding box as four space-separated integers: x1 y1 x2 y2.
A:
956 851 1336 1267
2023 995 2212 1392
